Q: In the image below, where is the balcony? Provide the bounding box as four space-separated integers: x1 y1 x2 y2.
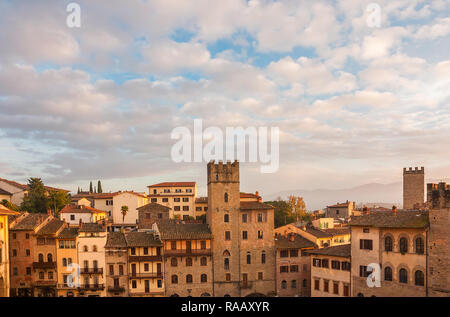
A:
239 281 253 289
107 286 126 293
164 249 212 257
79 284 105 291
33 280 57 287
129 255 162 262
129 272 163 279
129 290 165 297
33 261 57 269
58 283 78 289
80 268 104 274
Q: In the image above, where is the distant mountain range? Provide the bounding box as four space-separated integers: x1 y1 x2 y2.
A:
266 182 403 211
266 178 450 211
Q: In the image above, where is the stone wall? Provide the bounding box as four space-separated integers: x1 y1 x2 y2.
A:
403 167 424 210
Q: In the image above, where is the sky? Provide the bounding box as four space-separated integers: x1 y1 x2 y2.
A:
0 0 450 199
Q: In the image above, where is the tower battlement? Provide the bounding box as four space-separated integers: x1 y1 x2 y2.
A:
207 160 239 184
403 166 425 174
427 182 450 209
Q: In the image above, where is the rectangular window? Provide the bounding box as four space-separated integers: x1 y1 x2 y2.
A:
312 258 321 267
174 206 180 211
280 250 288 258
171 241 177 250
162 198 168 202
157 279 162 288
226 273 231 281
196 207 202 211
343 285 349 297
258 272 263 280
225 231 231 240
359 266 369 277
242 214 248 223
144 263 149 271
290 265 299 272
333 282 339 295
331 260 341 270
109 265 114 275
143 247 148 255
182 206 189 211
12 249 17 257
151 198 157 203
132 280 137 288
321 259 329 268
119 265 124 276
242 231 248 240
314 279 320 290
257 231 263 239
363 228 370 233
290 249 298 257
200 240 206 249
26 233 29 239
280 266 289 273
342 262 351 271
26 267 31 275
360 239 373 250
26 249 30 256
257 213 263 222
186 189 192 193
182 197 189 202
174 198 181 202
324 280 329 292
70 215 75 221
131 248 136 255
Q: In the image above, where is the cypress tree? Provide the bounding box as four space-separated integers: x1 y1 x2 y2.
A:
97 180 103 193
89 181 93 193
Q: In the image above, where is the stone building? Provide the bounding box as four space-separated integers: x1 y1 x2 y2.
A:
0 205 19 297
33 218 65 297
207 161 276 297
403 167 425 210
350 209 428 297
56 227 79 297
105 232 129 297
59 204 107 227
275 232 315 297
326 201 356 219
137 203 171 229
9 213 51 297
155 220 213 297
77 222 107 297
427 182 450 297
126 231 164 297
307 244 351 297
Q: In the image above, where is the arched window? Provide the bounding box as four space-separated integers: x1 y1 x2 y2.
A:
384 236 393 252
201 293 211 297
223 250 230 257
201 274 207 283
302 279 307 288
224 193 228 203
291 280 297 289
224 214 229 223
93 245 98 252
399 237 408 253
171 275 178 284
281 280 287 289
38 253 44 262
186 274 193 284
224 258 229 270
171 258 178 267
246 252 251 264
200 257 207 266
47 253 53 262
83 245 88 252
186 257 193 267
62 258 67 267
415 270 424 286
261 251 266 264
39 271 44 279
399 268 408 283
384 267 392 281
68 258 72 265
415 237 424 254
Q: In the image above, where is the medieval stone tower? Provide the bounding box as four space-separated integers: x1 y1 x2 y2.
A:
206 160 276 297
403 167 425 210
207 160 241 296
427 183 450 297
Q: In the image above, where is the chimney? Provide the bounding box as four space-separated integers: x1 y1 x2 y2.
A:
392 205 397 214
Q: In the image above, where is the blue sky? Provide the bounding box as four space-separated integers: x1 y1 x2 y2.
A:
0 0 450 200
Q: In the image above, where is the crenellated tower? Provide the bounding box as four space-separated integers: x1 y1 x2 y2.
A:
403 167 425 210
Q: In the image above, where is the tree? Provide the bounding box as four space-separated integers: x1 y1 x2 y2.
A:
288 195 307 222
197 214 207 224
47 190 71 217
121 205 128 223
89 181 93 193
1 199 20 211
265 198 295 228
97 180 103 193
20 178 48 213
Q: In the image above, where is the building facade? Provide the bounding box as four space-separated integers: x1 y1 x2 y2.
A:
326 201 356 219
105 232 129 297
350 210 428 297
307 244 351 297
155 220 213 297
137 203 171 229
207 161 276 297
403 167 425 210
59 204 107 226
0 205 19 297
77 223 107 297
56 227 79 297
275 232 315 297
126 231 164 297
427 182 450 297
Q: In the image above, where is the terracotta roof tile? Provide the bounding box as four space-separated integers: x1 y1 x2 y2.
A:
60 204 106 214
57 227 79 239
105 232 127 248
306 244 351 258
148 182 196 188
79 222 106 233
275 234 316 249
11 213 50 231
240 201 273 210
137 202 171 212
0 177 70 192
36 218 65 235
349 210 429 228
157 220 212 240
125 231 161 247
0 204 20 215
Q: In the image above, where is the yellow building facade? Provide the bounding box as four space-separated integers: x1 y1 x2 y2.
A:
0 205 19 297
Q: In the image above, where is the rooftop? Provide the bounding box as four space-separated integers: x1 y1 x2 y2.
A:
125 231 161 247
328 201 352 208
137 202 171 211
0 188 12 195
148 182 196 188
105 232 127 248
349 210 429 229
293 224 333 238
0 177 70 192
10 213 50 231
79 222 106 233
60 204 106 214
275 234 316 249
57 227 79 239
0 204 20 216
306 244 351 258
240 201 273 210
36 218 65 236
157 220 212 240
